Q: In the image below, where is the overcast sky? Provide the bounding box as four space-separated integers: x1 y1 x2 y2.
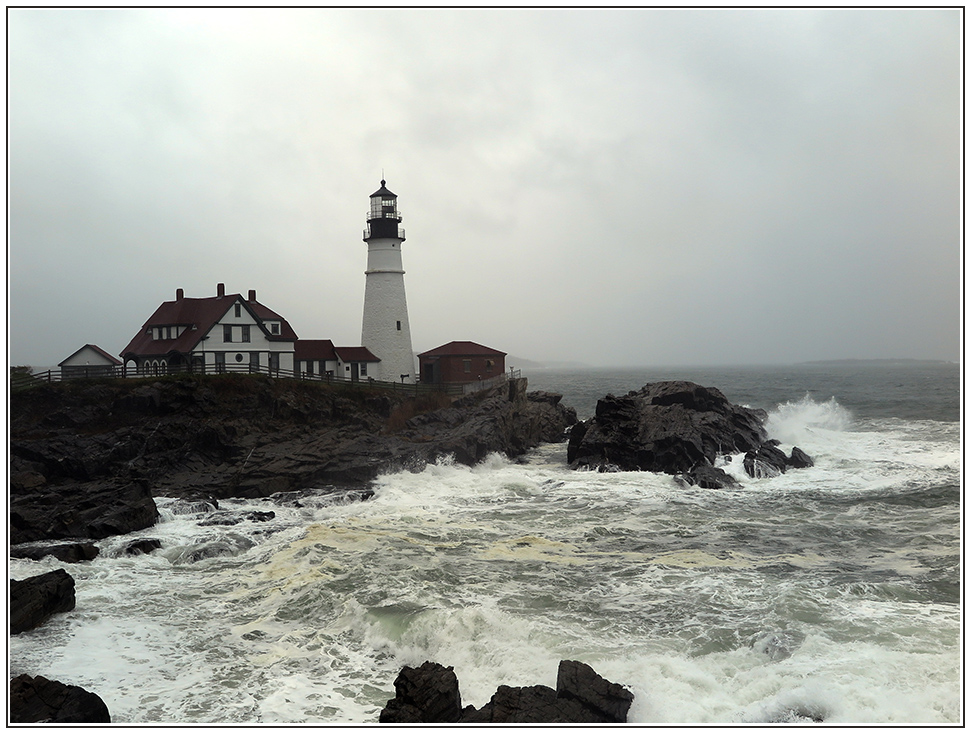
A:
8 7 961 368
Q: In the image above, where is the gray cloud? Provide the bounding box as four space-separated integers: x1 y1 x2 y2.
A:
8 7 961 368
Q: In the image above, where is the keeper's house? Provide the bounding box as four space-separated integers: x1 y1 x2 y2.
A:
120 284 298 376
418 341 506 385
59 344 123 379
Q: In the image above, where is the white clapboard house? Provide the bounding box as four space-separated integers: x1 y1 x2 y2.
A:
121 284 380 381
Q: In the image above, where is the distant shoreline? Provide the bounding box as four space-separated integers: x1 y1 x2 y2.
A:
798 358 954 366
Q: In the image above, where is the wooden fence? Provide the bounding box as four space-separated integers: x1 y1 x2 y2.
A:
12 362 521 397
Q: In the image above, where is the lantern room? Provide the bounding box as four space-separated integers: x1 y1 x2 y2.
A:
364 180 405 241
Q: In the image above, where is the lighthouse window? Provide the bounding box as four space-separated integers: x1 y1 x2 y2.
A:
396 321 402 331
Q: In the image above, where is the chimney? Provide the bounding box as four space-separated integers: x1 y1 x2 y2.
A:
217 283 225 298
248 289 257 302
176 288 184 301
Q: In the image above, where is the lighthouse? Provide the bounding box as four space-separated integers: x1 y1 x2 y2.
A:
361 180 416 383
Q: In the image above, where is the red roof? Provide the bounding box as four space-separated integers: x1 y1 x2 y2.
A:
120 292 297 358
418 341 506 358
59 344 122 366
334 346 380 363
294 339 337 361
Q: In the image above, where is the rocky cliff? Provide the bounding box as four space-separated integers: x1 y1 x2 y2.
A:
10 374 576 544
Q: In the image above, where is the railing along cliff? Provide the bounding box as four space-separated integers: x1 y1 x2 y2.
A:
12 364 521 397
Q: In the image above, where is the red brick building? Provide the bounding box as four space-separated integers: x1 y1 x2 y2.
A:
418 341 506 385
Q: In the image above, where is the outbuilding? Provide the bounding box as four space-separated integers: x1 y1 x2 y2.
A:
418 341 506 385
58 344 123 379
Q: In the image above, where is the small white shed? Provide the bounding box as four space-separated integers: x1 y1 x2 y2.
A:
59 344 122 379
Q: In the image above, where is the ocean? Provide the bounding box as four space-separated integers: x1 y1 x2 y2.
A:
8 362 962 724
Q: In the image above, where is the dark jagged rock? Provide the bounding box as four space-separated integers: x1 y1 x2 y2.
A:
568 381 768 473
379 660 633 724
469 684 575 723
9 674 111 723
10 542 99 564
10 375 576 542
744 442 789 478
556 659 635 723
10 569 76 634
568 381 813 482
10 479 158 546
787 446 815 469
378 661 463 723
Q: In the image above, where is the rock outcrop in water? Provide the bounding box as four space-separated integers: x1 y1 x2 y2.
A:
10 569 76 635
379 660 633 723
567 381 812 485
9 674 111 723
10 374 577 543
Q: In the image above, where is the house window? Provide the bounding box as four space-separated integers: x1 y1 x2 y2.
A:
250 352 260 372
307 362 315 376
215 353 226 373
234 303 241 318
486 360 495 373
224 325 233 342
360 363 367 377
241 325 250 342
463 360 472 373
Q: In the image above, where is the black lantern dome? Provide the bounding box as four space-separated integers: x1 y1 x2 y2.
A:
364 179 405 241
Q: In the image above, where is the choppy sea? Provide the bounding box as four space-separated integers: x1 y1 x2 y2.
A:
8 362 962 724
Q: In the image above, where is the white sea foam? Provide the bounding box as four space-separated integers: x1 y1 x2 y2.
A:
9 397 960 724
765 394 853 447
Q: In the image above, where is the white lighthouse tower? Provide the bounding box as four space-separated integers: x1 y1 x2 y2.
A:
361 180 416 383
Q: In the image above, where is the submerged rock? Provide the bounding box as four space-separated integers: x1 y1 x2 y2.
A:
123 538 162 555
198 510 276 526
680 464 740 489
10 542 100 564
379 660 633 724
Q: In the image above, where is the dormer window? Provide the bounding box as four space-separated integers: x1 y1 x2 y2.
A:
271 323 280 335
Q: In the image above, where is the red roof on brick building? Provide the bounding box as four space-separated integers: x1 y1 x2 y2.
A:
418 341 506 358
